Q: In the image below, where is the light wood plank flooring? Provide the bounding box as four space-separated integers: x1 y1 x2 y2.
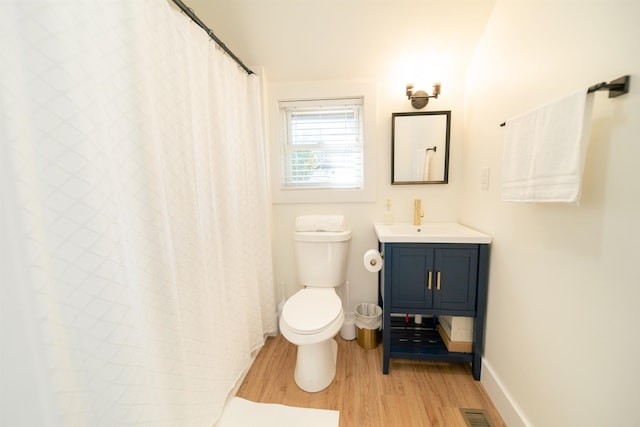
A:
236 334 505 427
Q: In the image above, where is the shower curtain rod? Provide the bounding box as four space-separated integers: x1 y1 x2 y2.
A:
170 0 254 75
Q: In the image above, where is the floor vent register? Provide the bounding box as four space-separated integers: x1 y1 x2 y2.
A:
460 408 494 427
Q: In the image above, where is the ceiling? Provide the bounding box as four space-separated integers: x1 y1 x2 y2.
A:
181 0 496 82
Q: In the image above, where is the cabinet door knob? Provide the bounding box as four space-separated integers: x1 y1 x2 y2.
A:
427 270 432 290
437 271 441 290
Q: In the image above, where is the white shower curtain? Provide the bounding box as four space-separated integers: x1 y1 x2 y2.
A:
1 2 276 426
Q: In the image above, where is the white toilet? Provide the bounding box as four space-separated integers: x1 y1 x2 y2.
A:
279 221 351 393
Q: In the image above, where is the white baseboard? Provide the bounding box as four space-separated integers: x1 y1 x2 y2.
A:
481 358 529 427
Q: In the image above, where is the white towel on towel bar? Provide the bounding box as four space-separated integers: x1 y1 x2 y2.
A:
295 215 346 232
501 89 594 202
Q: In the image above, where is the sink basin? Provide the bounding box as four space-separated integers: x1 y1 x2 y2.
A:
374 222 492 244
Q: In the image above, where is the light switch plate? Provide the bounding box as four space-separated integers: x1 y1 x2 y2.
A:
480 167 490 190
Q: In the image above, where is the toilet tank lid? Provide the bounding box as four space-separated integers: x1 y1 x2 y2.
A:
295 215 345 232
294 230 352 242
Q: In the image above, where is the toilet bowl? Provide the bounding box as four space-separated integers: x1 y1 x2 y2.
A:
279 218 351 393
279 288 344 392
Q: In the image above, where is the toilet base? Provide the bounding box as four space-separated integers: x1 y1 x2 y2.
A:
293 338 338 393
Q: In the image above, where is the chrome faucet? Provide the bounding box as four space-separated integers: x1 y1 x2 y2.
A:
413 199 424 225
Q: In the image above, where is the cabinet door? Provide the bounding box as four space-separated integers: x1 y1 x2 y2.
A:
390 246 434 309
433 248 478 311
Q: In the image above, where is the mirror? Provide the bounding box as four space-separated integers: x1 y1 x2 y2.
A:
392 111 451 184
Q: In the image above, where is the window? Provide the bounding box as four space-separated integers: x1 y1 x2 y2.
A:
268 80 376 204
279 98 363 190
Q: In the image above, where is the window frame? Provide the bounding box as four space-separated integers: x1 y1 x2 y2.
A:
268 80 377 204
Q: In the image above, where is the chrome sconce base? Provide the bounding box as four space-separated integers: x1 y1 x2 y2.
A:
406 82 441 109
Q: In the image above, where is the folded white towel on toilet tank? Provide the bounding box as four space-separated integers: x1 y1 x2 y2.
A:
295 215 346 232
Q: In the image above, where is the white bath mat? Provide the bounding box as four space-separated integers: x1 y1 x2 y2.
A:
215 397 339 427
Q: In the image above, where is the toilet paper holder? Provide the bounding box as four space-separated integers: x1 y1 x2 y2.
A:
369 253 383 267
363 249 384 273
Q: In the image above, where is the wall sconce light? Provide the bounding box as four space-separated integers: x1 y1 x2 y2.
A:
406 82 441 109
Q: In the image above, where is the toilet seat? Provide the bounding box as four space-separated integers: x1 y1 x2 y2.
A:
281 288 342 335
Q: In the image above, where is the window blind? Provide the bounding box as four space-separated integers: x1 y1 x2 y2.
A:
280 98 364 189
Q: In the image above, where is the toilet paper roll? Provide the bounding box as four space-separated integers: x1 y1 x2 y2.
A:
363 249 383 272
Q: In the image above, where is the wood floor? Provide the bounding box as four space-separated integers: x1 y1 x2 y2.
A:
236 333 505 427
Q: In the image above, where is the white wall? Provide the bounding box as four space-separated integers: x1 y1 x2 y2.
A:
462 2 640 426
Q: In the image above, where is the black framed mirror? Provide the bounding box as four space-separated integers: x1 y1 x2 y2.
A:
391 111 451 184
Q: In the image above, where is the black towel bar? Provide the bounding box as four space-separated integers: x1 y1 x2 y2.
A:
499 75 630 127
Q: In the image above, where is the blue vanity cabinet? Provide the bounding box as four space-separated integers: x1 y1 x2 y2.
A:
380 242 489 380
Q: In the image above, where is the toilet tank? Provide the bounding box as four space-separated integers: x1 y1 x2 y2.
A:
294 230 351 287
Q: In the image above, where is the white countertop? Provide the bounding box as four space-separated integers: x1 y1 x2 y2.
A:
374 222 492 244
